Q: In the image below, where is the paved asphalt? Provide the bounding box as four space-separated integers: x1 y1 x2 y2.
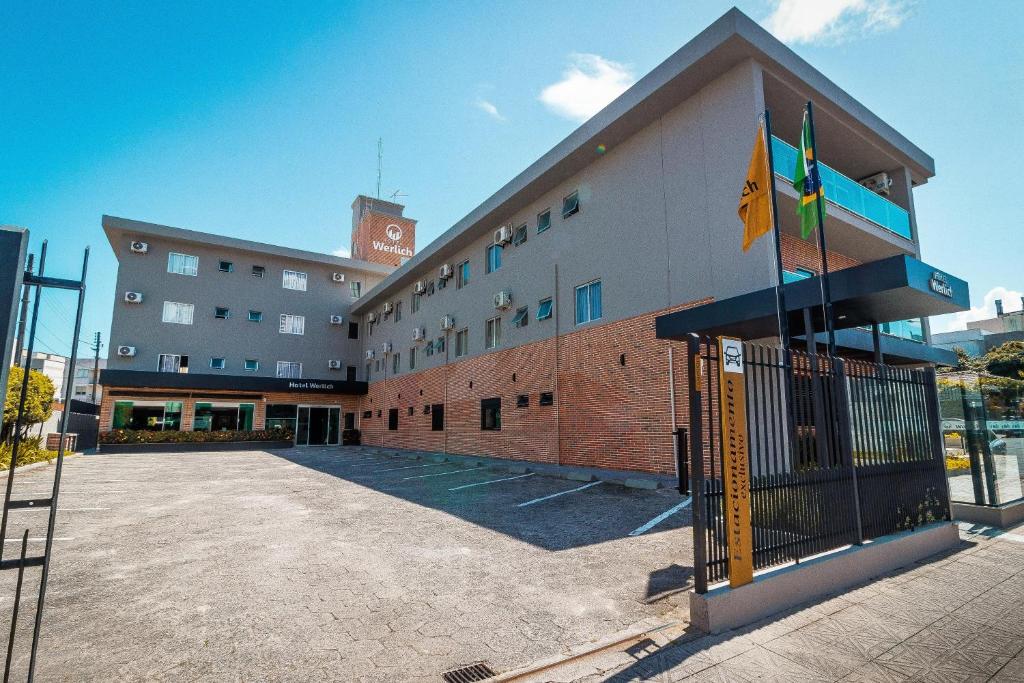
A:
0 446 694 681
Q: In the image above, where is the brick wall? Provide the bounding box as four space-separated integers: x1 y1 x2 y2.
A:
359 298 710 475
780 233 860 274
351 210 416 268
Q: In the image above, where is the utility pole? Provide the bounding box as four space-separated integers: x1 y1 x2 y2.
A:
89 331 103 404
13 254 34 367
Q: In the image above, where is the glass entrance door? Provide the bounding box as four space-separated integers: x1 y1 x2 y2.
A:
296 406 340 446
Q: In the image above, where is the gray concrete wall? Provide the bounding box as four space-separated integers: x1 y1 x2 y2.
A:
108 235 386 380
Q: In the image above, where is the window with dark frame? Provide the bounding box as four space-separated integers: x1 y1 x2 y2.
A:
457 260 470 289
437 336 445 353
480 397 501 431
425 340 434 356
346 366 356 381
251 265 265 278
363 410 372 419
455 329 468 357
537 298 553 321
485 316 501 349
486 244 502 274
512 224 528 246
516 394 529 408
348 321 359 339
412 294 420 313
512 306 528 328
388 408 398 430
248 310 262 322
215 306 230 319
575 280 602 325
409 347 416 370
562 191 580 218
218 260 233 273
537 209 551 233
408 406 414 416
431 404 445 431
210 357 226 369
539 391 554 406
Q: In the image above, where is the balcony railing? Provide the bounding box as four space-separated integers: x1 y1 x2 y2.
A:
771 136 913 241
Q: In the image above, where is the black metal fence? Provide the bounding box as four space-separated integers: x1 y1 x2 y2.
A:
687 335 949 593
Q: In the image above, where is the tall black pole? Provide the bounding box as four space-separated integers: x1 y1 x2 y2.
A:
90 331 102 404
805 100 836 355
12 254 34 368
762 109 790 348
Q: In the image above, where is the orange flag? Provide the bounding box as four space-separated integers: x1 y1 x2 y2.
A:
738 123 773 252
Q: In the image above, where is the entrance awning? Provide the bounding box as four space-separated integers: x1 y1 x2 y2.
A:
655 255 968 363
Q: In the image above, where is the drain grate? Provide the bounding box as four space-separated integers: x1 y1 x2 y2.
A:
441 661 496 682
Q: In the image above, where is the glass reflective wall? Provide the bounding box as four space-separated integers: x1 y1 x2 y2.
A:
112 400 182 431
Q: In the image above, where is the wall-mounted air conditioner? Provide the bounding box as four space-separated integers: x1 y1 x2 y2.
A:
439 263 453 280
383 302 394 314
328 360 342 370
414 280 427 295
124 291 143 304
117 345 137 357
381 342 393 354
331 272 346 283
858 171 892 196
330 315 344 325
493 290 512 310
440 315 455 331
365 349 375 360
493 225 513 245
413 327 425 341
367 312 378 323
129 241 149 254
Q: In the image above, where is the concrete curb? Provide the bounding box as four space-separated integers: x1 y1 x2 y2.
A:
0 452 81 481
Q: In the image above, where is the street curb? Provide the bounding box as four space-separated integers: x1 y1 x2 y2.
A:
0 452 81 481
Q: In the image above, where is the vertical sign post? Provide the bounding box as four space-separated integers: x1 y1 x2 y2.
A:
717 336 753 587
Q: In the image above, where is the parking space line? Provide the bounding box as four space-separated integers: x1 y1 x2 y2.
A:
628 498 692 537
21 507 110 512
516 481 603 507
375 462 448 473
402 467 483 481
4 537 74 543
449 473 535 491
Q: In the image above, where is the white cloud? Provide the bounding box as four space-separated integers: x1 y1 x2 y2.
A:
332 245 350 258
930 286 1024 334
539 53 635 122
474 98 505 121
762 0 911 45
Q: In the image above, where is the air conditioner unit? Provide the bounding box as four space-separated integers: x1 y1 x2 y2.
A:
367 312 378 323
413 327 425 341
328 359 342 370
331 272 346 283
329 315 344 325
123 291 143 304
439 263 453 280
440 315 455 331
129 241 149 254
493 225 513 245
383 302 394 314
365 349 375 360
117 345 136 357
414 280 427 295
381 342 393 354
493 290 513 310
858 171 892 196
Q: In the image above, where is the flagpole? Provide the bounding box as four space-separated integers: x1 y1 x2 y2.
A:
805 100 836 355
762 108 790 349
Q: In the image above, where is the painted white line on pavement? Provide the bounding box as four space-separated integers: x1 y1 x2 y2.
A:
517 481 603 507
628 498 692 537
402 467 483 481
21 507 110 512
4 537 73 543
449 473 535 491
375 462 448 473
15 490 127 495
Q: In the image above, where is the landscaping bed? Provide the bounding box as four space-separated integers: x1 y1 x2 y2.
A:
98 428 294 453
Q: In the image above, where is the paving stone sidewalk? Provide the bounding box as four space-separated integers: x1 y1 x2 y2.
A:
555 523 1024 682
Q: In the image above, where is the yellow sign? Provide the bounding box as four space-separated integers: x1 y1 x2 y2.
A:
717 336 753 587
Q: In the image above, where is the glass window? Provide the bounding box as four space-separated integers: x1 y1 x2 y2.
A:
162 301 194 325
276 361 302 378
218 260 233 273
537 298 553 321
388 408 398 431
575 280 602 325
248 310 262 322
437 336 445 353
425 340 434 356
782 268 816 284
562 191 580 219
537 210 551 233
455 329 468 357
409 348 416 370
244 359 259 371
210 357 225 369
485 317 501 349
480 398 501 431
486 244 502 274
350 281 361 298
517 394 529 408
167 252 198 276
512 224 528 246
251 265 265 278
412 294 420 313
512 307 528 328
157 354 188 373
266 404 297 432
431 404 444 431
193 402 254 432
279 314 305 335
282 270 308 291
539 391 554 406
215 306 230 319
348 321 359 339
113 400 182 431
392 352 400 374
457 260 470 289
394 300 403 322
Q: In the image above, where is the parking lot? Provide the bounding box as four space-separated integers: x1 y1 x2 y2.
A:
0 446 694 681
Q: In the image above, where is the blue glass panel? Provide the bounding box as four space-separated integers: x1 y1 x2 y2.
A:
589 281 602 321
771 137 912 240
575 286 587 324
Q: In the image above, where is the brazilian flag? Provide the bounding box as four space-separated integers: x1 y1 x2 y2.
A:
793 110 824 238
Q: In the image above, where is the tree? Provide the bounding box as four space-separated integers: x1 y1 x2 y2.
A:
2 367 55 442
981 341 1024 380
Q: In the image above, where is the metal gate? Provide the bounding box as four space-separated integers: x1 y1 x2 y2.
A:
686 334 950 593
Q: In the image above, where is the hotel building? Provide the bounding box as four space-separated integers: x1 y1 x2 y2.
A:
100 9 968 473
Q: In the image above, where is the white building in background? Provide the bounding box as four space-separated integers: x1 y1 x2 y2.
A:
25 352 67 400
72 358 106 403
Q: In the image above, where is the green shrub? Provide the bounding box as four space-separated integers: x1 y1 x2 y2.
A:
98 427 293 445
0 436 59 471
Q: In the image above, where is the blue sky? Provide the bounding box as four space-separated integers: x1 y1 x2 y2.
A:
2 0 1022 358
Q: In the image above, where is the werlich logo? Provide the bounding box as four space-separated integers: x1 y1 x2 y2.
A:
372 241 414 257
385 223 403 241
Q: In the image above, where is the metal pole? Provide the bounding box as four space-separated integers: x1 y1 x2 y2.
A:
763 109 790 347
871 323 884 365
805 101 836 355
28 246 89 680
90 332 102 405
12 255 34 368
4 531 28 682
0 243 47 565
687 334 707 594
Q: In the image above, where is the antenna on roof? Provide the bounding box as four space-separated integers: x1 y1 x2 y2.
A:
389 189 406 203
376 137 383 199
